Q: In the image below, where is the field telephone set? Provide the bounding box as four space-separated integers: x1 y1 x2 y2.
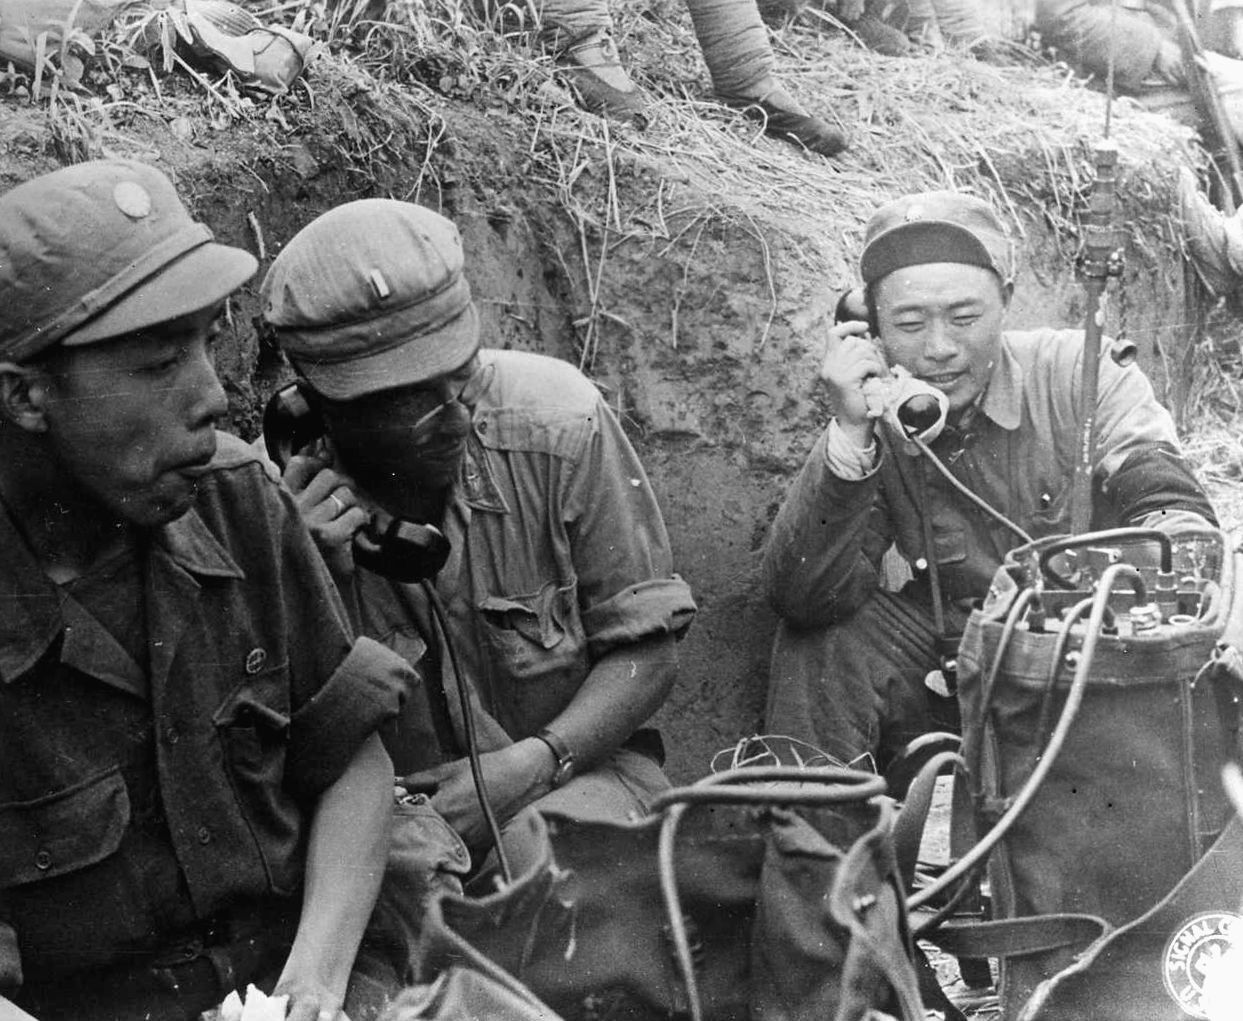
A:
833 287 948 449
263 382 450 583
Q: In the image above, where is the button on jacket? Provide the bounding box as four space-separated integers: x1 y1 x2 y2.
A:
354 349 696 747
763 329 1214 629
0 433 412 993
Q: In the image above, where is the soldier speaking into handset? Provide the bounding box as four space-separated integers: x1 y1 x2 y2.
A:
259 201 696 854
761 190 1217 779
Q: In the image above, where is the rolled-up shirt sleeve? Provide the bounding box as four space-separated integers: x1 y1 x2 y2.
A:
286 636 414 802
566 397 696 660
270 483 412 802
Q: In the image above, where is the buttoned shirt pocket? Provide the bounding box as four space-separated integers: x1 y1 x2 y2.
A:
0 766 129 888
212 664 298 893
929 521 969 566
477 579 589 731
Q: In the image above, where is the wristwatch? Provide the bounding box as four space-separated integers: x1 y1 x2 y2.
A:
535 727 576 789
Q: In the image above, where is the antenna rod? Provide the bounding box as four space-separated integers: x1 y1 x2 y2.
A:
1070 140 1123 536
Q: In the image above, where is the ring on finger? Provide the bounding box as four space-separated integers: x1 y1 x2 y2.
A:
328 493 345 516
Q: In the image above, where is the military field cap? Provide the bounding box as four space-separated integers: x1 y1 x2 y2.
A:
260 199 480 401
859 190 1013 287
0 158 257 362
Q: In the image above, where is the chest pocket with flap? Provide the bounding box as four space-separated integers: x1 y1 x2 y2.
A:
0 766 129 888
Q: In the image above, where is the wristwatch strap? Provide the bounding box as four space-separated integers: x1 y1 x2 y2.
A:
535 727 576 788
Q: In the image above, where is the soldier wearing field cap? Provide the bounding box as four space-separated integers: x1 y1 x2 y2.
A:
260 199 696 852
0 159 419 1021
761 189 1217 778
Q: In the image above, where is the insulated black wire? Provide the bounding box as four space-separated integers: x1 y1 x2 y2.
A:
963 587 1036 785
1032 596 1095 754
909 432 1034 546
977 587 1037 730
420 580 513 886
910 859 987 939
908 563 1130 911
914 591 1035 934
655 767 887 1021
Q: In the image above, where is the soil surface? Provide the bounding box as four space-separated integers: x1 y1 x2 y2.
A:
0 13 1222 781
6 8 1241 1021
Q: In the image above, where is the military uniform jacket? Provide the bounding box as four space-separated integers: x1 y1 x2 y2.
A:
0 434 412 992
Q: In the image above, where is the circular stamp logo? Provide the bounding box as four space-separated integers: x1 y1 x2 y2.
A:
1163 911 1242 1018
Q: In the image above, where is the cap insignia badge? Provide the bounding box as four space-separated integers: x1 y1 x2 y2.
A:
113 181 152 219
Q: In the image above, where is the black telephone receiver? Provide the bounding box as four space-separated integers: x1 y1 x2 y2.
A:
831 288 945 443
833 286 880 336
262 382 451 583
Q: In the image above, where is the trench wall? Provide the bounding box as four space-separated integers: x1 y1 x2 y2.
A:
0 109 1197 784
172 152 1200 783
383 177 1193 782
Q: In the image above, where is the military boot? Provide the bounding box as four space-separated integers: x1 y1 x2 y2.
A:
553 28 649 126
719 77 848 156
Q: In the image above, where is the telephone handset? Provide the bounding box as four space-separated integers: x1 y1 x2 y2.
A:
262 382 451 583
832 287 947 449
264 385 510 875
833 286 879 337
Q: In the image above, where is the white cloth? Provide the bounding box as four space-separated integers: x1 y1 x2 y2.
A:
823 418 879 481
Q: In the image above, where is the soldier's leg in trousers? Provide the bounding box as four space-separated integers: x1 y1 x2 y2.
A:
538 0 611 45
928 0 991 43
682 0 848 154
903 0 943 44
765 587 956 775
537 0 649 121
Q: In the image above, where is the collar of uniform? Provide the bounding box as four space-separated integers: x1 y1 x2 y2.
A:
0 506 241 685
0 504 65 684
978 334 1023 431
458 350 509 514
153 506 245 580
459 432 508 513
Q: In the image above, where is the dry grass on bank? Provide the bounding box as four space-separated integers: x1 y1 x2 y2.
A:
7 0 1202 240
263 0 1204 244
1183 311 1243 534
5 0 1241 514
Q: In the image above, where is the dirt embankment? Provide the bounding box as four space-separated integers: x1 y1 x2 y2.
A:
0 4 1212 779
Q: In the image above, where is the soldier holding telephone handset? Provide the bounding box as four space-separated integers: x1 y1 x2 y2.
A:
762 190 1217 781
258 200 696 852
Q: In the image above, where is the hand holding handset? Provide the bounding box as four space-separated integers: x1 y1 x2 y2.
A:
263 382 450 582
830 288 948 451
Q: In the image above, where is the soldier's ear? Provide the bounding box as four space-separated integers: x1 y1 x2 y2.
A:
0 361 53 433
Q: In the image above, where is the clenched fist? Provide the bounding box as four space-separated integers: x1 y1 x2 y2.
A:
819 319 888 446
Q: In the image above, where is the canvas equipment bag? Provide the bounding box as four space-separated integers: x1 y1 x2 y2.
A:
410 763 929 1021
941 526 1243 1020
